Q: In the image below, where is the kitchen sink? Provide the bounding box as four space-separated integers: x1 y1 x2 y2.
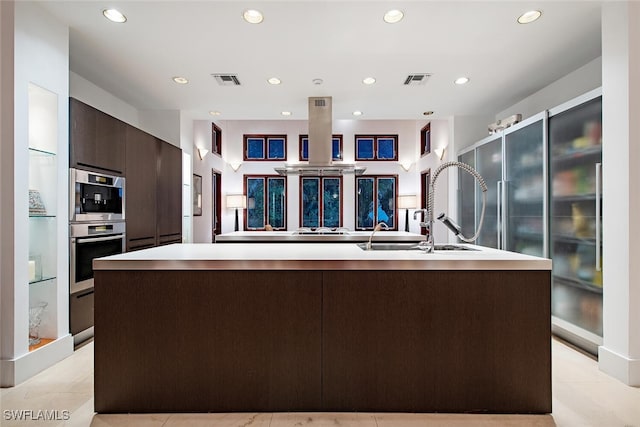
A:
356 242 477 251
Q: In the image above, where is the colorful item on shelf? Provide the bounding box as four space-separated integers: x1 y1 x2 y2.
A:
28 189 47 215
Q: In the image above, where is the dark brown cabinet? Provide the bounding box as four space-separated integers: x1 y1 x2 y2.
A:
71 98 182 250
70 98 126 175
124 125 158 251
124 126 182 250
156 141 182 245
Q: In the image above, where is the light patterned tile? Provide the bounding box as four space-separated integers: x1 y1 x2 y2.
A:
270 412 377 427
374 413 555 427
163 412 272 426
86 413 169 427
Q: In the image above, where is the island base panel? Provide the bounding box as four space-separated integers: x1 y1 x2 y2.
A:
94 270 323 413
322 270 551 413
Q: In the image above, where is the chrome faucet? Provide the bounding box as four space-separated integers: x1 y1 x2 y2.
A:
366 222 389 250
413 209 434 253
419 161 488 253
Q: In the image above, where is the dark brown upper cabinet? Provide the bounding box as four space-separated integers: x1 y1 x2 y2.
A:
70 98 126 175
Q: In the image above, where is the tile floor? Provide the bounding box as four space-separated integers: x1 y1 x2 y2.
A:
1 338 639 427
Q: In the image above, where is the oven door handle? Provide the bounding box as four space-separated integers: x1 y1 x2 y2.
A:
75 234 124 244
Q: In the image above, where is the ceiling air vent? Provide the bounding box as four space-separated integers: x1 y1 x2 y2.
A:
404 74 431 85
212 74 241 86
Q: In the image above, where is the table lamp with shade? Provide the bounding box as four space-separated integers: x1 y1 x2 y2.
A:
226 194 246 232
398 195 418 232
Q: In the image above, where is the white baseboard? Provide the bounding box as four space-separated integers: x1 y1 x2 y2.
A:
1 334 73 387
598 345 640 386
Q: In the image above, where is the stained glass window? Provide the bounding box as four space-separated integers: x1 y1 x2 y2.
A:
300 177 342 228
245 175 287 230
355 175 397 230
355 135 398 161
244 135 287 160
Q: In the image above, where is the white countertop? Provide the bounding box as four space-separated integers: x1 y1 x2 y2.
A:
215 230 426 242
94 243 552 271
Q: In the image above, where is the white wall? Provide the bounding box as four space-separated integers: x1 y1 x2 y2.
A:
139 109 180 148
496 57 602 122
2 0 73 385
0 0 15 368
70 72 181 147
191 119 442 241
452 114 496 152
69 71 139 126
598 1 640 386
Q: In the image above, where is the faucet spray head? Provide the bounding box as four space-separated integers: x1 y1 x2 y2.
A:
437 212 462 236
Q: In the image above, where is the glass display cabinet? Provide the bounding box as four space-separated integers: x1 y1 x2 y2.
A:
549 90 603 344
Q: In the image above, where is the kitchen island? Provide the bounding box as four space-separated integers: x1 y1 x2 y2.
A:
93 243 552 414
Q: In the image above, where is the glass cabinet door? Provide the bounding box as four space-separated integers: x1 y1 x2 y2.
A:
549 95 602 338
457 150 476 239
504 114 546 257
474 135 503 249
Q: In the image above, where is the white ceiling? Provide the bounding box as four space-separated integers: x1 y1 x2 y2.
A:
35 1 603 121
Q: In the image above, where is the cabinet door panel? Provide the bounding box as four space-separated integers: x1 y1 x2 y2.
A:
157 141 182 239
475 136 503 249
125 126 157 248
70 98 125 174
95 109 126 174
70 98 97 169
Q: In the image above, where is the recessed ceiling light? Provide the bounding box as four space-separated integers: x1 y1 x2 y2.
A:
209 111 221 116
172 76 189 84
102 8 126 23
423 111 434 116
243 9 264 24
281 111 292 116
518 10 542 24
268 77 281 85
362 77 376 85
312 78 324 85
353 111 363 117
454 77 470 85
383 9 404 24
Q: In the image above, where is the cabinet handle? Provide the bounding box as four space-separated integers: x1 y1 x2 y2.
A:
76 289 95 299
502 181 508 250
497 181 503 250
595 163 602 271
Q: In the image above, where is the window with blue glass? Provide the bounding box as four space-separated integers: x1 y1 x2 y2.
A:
245 175 287 230
355 175 397 230
355 135 398 161
300 177 342 228
243 134 287 161
299 135 343 161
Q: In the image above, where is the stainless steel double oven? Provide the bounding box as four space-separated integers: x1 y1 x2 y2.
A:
69 168 125 340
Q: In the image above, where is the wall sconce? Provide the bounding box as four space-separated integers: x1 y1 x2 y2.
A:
229 162 242 172
434 147 446 161
398 195 418 232
197 148 209 160
226 194 246 232
400 161 413 172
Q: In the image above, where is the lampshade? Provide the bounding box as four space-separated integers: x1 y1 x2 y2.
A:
226 194 246 209
398 195 418 209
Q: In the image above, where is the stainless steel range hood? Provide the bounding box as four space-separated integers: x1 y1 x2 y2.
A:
275 97 366 176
